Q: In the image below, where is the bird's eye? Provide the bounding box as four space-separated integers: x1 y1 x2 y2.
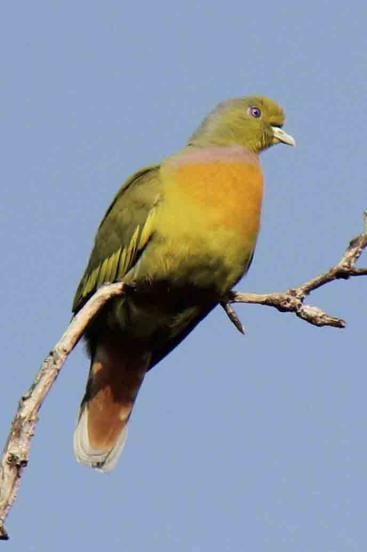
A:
248 106 262 118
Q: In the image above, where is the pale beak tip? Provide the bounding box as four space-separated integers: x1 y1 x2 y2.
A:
272 126 296 147
287 136 296 147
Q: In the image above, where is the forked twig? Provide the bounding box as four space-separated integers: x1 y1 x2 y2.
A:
222 215 367 330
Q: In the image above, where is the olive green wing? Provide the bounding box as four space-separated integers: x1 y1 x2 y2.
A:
73 164 161 312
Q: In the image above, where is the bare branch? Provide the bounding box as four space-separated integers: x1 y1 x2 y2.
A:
0 283 125 540
228 290 347 328
226 227 367 329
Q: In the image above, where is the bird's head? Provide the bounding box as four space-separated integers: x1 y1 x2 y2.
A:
189 96 295 153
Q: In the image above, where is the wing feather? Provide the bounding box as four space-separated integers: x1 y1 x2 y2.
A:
73 164 161 312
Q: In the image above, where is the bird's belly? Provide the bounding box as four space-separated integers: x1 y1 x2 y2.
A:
142 161 264 295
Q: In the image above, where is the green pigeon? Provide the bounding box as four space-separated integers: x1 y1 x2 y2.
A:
72 96 295 471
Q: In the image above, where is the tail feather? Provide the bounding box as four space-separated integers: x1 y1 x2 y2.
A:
74 336 150 472
73 406 129 472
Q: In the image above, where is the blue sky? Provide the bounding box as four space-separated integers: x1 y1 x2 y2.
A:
1 1 367 550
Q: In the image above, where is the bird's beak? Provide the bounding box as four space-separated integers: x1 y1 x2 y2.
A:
271 126 296 147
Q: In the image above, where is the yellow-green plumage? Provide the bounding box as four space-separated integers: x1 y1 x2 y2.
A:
73 95 295 471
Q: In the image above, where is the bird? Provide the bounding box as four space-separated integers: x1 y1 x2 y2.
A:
72 95 295 472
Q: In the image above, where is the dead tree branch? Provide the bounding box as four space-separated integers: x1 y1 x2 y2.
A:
224 220 367 330
0 283 125 540
1 217 366 540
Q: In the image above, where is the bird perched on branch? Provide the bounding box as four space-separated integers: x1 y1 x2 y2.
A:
72 96 295 471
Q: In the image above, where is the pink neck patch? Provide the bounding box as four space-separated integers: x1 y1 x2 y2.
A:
170 145 259 167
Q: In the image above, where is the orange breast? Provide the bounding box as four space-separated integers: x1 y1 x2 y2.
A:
151 159 264 292
175 161 264 239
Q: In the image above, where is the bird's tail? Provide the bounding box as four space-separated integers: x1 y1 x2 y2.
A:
73 335 150 472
